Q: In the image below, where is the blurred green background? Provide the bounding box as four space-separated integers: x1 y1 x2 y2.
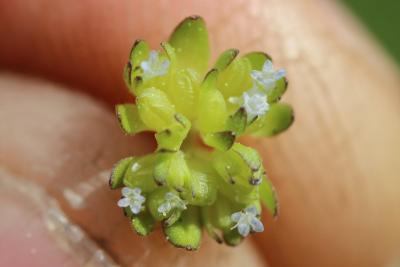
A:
342 0 400 65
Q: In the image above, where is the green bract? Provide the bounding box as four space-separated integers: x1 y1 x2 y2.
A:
111 15 293 250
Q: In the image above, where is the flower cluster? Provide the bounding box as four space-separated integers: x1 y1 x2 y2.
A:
110 16 293 250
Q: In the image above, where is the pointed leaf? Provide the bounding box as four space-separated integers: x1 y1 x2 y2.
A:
165 68 201 119
129 39 151 67
201 206 223 244
231 143 262 172
217 57 253 98
248 103 294 136
197 69 228 133
131 210 156 236
136 87 176 131
214 48 239 71
116 104 148 135
147 187 171 221
223 229 243 246
109 157 134 189
163 207 202 250
201 131 235 151
226 107 247 136
124 40 150 94
163 210 182 227
267 77 288 103
155 113 191 152
123 155 158 193
180 167 218 206
259 178 279 217
169 16 210 74
153 151 191 192
242 51 272 70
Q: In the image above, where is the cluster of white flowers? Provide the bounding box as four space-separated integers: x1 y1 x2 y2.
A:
117 187 187 218
230 60 286 121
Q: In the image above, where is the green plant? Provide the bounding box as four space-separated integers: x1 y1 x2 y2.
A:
110 15 293 250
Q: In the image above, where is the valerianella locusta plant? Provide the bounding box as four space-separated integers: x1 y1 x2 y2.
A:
109 16 294 250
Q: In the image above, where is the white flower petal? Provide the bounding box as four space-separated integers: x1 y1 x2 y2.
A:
262 60 273 72
130 204 142 214
231 212 242 223
149 51 158 61
121 187 132 197
238 223 251 237
140 61 150 72
132 187 141 195
117 197 130 208
250 217 264 233
245 205 258 216
274 69 286 80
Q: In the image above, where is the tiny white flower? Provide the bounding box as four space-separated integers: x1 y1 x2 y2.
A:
242 87 269 121
231 205 264 237
117 187 145 215
140 50 170 80
229 86 269 121
250 60 286 92
157 192 187 216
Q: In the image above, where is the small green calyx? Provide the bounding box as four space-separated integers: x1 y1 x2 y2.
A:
111 15 294 250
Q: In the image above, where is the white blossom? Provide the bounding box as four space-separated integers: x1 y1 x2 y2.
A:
250 60 286 92
231 205 264 237
229 86 269 121
157 192 187 216
117 187 145 214
140 50 170 80
242 87 269 121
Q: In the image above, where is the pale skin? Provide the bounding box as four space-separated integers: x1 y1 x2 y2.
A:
0 1 400 267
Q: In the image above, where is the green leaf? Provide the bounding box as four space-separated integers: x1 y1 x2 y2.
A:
131 210 156 236
147 187 171 221
153 152 174 186
217 57 253 98
226 107 247 136
136 87 176 132
197 69 228 133
163 207 202 250
160 42 177 67
123 155 158 193
166 68 201 119
214 48 239 71
169 16 210 75
242 51 271 70
109 157 134 189
201 131 235 151
129 39 151 67
201 206 223 243
180 166 218 206
155 113 191 152
115 104 147 135
231 143 262 172
223 230 243 246
267 77 288 103
248 103 294 136
153 151 191 192
124 40 150 94
259 178 279 217
163 210 182 227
